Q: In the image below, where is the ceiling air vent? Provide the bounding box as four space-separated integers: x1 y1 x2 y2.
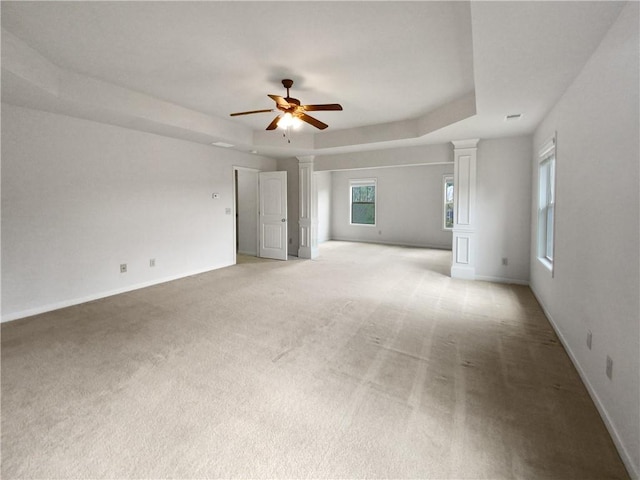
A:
505 114 522 121
211 141 234 148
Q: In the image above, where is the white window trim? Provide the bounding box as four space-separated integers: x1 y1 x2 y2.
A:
349 178 377 226
537 134 556 275
443 174 454 231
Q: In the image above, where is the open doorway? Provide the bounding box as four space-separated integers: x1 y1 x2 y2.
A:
233 167 288 263
233 167 259 260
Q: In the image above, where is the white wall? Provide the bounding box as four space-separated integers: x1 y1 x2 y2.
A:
1 104 276 321
316 171 332 243
331 164 454 249
530 3 639 476
315 143 453 172
476 136 532 283
236 169 258 256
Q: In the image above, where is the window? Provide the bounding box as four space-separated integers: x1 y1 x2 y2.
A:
443 175 454 229
350 179 376 225
537 135 556 271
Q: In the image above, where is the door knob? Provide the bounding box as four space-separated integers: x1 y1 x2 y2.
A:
281 218 286 222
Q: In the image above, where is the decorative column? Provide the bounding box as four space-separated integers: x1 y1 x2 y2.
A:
451 139 479 279
297 155 318 259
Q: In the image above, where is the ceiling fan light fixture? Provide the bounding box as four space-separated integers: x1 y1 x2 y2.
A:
278 112 302 130
278 112 293 129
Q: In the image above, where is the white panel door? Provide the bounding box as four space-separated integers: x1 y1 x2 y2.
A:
259 171 288 260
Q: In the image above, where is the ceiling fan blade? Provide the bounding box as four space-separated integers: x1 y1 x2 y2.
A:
302 104 343 112
268 94 290 109
298 113 328 130
230 109 274 117
266 115 281 130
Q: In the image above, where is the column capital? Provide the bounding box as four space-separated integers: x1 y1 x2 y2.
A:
296 155 315 164
451 139 479 149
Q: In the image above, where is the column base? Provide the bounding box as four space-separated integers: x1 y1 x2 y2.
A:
451 265 475 280
298 245 319 260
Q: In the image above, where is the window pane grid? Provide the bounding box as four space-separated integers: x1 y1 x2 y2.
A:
352 185 375 203
350 181 376 225
546 205 554 260
537 141 556 269
443 176 454 229
352 203 375 224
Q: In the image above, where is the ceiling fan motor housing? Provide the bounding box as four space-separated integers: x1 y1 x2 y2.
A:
281 80 300 110
283 97 300 108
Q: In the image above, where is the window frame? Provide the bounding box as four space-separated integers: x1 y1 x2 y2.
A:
443 174 454 230
537 134 556 273
349 178 377 226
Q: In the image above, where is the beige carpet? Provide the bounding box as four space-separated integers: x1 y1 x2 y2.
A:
1 241 628 479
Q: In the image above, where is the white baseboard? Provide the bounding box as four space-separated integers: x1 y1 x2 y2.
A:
475 274 529 286
530 286 639 480
329 237 452 251
1 264 231 323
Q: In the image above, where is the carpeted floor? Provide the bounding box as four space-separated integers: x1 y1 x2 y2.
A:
1 241 629 479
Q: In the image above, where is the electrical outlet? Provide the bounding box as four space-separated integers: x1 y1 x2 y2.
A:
586 330 592 350
120 263 127 273
225 207 232 215
606 355 613 380
150 258 156 267
501 257 508 266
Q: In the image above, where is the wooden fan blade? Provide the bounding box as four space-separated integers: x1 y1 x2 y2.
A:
299 113 328 130
266 115 281 130
230 109 274 116
268 94 290 108
302 104 343 112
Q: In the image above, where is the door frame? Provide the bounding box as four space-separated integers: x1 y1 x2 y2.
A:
232 166 260 265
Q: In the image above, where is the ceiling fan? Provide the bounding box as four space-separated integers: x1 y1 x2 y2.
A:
230 79 342 130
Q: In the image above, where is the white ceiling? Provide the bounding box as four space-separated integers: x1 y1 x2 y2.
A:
1 1 626 158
